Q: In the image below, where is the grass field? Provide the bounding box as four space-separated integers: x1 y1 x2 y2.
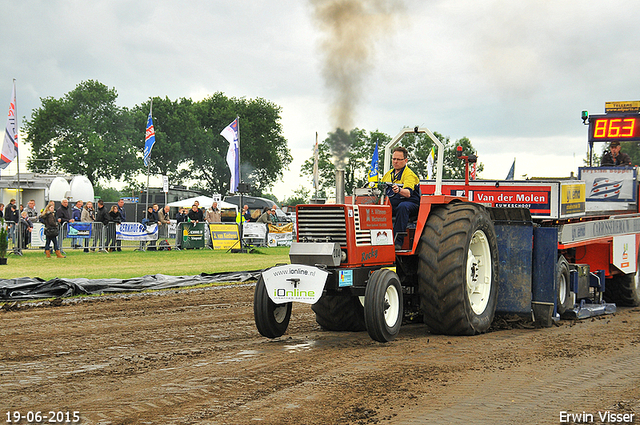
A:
1 247 291 281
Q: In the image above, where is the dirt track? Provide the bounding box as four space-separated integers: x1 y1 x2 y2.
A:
2 284 640 425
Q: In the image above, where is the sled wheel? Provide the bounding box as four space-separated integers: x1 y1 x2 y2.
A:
418 202 499 335
556 256 573 315
311 294 366 332
364 268 403 343
254 276 292 338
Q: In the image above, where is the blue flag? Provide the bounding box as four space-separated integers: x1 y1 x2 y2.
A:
506 158 515 180
367 140 379 187
143 111 156 167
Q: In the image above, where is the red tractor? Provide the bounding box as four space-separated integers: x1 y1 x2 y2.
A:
255 120 640 342
254 127 500 342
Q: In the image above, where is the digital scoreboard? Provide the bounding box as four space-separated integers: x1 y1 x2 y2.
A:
588 115 640 143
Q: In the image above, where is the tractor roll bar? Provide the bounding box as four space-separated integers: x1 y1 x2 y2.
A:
383 126 444 196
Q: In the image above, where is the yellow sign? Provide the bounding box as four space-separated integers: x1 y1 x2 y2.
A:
209 223 240 250
561 183 585 215
605 101 640 113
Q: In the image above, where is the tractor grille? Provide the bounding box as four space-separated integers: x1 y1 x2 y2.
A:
353 207 372 245
297 206 347 245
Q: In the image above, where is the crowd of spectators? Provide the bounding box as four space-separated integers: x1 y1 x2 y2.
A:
2 197 288 254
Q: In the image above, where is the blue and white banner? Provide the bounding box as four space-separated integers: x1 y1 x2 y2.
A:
67 222 92 238
117 222 158 241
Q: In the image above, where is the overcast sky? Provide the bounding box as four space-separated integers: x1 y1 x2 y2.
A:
2 0 640 200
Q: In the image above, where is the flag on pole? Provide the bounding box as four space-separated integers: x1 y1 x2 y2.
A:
143 108 156 167
0 81 17 170
506 158 515 180
312 133 319 192
426 146 435 179
367 140 379 188
221 118 240 193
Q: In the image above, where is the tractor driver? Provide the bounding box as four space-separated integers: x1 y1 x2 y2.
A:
382 146 421 250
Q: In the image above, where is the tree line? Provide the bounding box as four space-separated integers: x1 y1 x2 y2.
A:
23 79 483 205
24 80 292 199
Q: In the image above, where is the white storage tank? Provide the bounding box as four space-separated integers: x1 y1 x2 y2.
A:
69 176 94 203
48 177 71 202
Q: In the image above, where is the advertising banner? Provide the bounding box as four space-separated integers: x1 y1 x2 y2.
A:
243 222 267 246
579 167 636 202
67 222 92 238
180 222 205 249
267 223 294 247
31 222 45 247
209 223 240 250
116 222 158 241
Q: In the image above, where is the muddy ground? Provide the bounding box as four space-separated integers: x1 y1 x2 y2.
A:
1 285 640 425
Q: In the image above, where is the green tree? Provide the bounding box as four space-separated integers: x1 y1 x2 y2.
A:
24 80 141 185
191 93 292 195
281 186 310 207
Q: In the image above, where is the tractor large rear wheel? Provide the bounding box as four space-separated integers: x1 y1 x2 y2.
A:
418 202 499 335
312 294 366 332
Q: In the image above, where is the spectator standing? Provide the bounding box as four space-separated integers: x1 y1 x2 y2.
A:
158 205 170 239
206 202 221 223
257 208 273 224
19 211 33 249
106 205 122 252
71 200 83 248
56 198 74 251
0 203 4 219
81 201 96 252
41 201 64 258
176 208 187 223
24 199 38 219
115 199 127 251
140 206 158 251
242 205 252 222
7 199 19 244
601 140 632 166
187 204 204 223
95 200 109 250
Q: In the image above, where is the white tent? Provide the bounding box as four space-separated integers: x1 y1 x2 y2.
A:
166 196 237 211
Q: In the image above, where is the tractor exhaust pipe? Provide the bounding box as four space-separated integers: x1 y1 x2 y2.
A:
336 169 345 204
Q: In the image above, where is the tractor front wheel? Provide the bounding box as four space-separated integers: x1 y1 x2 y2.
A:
254 276 292 338
364 268 403 343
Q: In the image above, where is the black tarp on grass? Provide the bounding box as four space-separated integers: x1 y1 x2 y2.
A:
0 271 262 301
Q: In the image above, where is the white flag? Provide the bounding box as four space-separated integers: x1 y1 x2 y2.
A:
426 146 435 180
221 118 240 193
0 81 17 170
